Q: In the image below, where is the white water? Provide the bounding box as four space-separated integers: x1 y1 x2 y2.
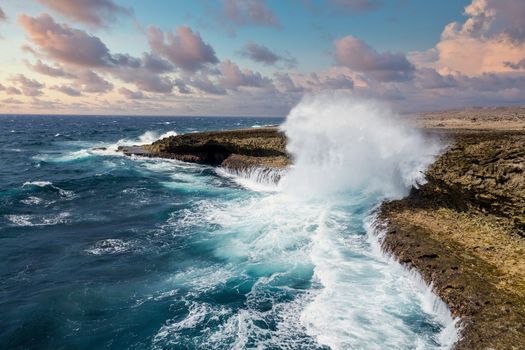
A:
280 94 441 199
34 130 178 162
278 94 453 348
196 94 457 348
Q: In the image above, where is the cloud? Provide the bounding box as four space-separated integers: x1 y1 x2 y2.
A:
119 87 144 99
148 26 218 72
10 74 45 96
274 72 304 93
505 59 525 70
186 74 227 95
2 98 23 105
19 14 178 94
76 70 113 93
0 7 6 21
275 68 355 93
221 0 279 27
18 13 114 67
321 74 355 89
27 59 77 78
174 79 191 94
116 70 174 93
219 59 273 89
141 52 174 73
36 0 131 28
415 68 457 89
334 35 415 81
414 0 525 76
6 87 22 95
53 84 82 96
239 42 296 67
328 0 382 12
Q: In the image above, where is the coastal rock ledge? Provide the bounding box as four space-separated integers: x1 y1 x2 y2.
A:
118 127 289 170
379 130 525 350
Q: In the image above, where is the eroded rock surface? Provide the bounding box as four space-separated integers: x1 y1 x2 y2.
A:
380 130 525 349
119 127 289 170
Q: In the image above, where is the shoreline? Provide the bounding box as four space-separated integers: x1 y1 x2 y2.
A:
378 128 525 349
117 112 525 349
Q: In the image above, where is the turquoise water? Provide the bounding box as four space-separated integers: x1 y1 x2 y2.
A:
0 114 455 349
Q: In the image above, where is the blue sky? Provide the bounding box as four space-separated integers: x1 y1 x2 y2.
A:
0 0 523 116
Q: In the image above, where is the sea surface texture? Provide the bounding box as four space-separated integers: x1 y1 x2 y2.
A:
1 113 456 349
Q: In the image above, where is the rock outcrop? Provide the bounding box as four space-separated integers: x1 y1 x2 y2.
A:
119 127 289 170
379 130 525 349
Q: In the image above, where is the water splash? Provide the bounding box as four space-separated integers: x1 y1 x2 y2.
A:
280 93 442 199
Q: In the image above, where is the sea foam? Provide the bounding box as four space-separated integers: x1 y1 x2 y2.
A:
280 93 442 199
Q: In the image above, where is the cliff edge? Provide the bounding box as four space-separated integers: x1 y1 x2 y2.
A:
119 127 289 170
379 129 525 349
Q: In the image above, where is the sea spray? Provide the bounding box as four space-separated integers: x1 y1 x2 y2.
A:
280 93 442 199
276 93 454 349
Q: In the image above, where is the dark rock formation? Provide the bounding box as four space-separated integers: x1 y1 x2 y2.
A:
119 127 289 170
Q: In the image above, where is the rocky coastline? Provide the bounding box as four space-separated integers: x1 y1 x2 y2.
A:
118 110 525 349
118 127 289 170
378 129 525 349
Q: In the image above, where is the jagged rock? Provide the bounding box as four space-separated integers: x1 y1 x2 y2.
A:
120 127 290 171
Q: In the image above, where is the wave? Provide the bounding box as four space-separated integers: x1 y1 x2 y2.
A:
216 166 287 192
279 93 443 199
85 239 132 255
5 212 71 227
23 180 75 198
34 129 178 163
364 215 460 347
277 94 454 348
20 196 46 206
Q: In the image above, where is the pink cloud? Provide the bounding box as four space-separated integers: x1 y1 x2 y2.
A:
36 0 131 28
219 59 272 89
240 42 296 67
118 87 144 100
27 59 77 78
76 70 113 93
221 0 279 27
413 0 525 76
335 35 414 82
53 84 82 96
6 87 22 95
10 74 45 96
148 26 218 72
18 13 113 67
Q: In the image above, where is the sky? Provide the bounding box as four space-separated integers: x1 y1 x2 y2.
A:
0 0 524 116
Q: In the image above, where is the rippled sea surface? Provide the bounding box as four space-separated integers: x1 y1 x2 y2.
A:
0 115 454 349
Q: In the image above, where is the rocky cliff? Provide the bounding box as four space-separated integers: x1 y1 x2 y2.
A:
379 130 525 349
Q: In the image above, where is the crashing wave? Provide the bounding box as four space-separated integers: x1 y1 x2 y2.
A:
216 166 288 192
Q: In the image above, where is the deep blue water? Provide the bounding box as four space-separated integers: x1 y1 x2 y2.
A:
0 115 454 349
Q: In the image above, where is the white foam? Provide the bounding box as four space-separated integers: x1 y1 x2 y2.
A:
85 239 132 255
23 181 75 198
20 196 45 205
23 181 53 187
279 93 443 199
6 212 71 227
216 167 286 192
276 94 455 349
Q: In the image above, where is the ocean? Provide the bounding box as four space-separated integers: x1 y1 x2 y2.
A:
0 107 457 349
